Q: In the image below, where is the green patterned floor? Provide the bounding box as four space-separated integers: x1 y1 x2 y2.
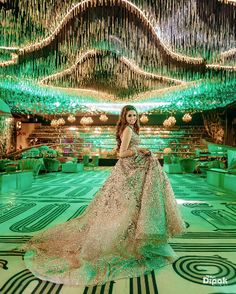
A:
0 168 236 294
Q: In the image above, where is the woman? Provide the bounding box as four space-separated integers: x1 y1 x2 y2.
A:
23 105 185 286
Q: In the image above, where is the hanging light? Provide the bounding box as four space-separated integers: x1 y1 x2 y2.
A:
168 116 176 125
163 115 176 128
182 113 192 123
140 114 149 124
80 116 93 125
67 114 76 123
57 118 65 126
51 119 59 127
163 147 172 154
163 119 172 128
99 114 108 122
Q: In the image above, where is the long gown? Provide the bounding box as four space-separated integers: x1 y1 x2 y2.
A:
23 128 185 286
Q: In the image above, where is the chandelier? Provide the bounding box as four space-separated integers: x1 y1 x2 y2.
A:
99 114 108 122
168 116 176 125
80 116 93 125
182 113 192 123
163 147 172 154
163 116 176 128
51 119 59 128
163 119 172 128
140 114 149 124
57 118 65 126
67 114 76 123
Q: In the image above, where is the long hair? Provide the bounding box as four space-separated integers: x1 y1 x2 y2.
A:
116 105 140 151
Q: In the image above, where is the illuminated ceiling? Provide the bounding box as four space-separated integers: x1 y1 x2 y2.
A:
0 0 236 115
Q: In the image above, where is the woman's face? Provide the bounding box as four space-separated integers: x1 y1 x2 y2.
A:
126 110 137 125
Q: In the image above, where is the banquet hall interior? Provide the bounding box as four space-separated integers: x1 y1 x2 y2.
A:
0 0 236 293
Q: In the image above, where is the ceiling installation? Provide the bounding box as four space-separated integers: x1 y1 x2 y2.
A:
0 0 236 115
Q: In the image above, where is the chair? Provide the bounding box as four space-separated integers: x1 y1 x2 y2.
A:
86 155 99 170
180 158 197 173
82 155 90 166
208 160 225 170
62 162 84 173
43 158 61 172
5 162 18 173
163 155 182 174
0 159 10 172
18 158 43 177
198 160 225 177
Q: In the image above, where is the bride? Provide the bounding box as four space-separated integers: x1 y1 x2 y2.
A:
23 105 185 286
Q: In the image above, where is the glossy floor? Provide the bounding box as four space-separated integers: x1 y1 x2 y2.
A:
0 168 236 294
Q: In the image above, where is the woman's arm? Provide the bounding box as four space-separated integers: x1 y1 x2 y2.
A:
119 127 136 158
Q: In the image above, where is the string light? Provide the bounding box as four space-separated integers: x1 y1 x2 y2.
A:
0 0 236 114
41 49 185 86
10 0 204 66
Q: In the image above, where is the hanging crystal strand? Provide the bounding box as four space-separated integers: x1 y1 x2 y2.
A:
89 14 92 48
126 6 129 52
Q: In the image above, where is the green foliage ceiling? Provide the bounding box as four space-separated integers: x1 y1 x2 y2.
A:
0 0 236 115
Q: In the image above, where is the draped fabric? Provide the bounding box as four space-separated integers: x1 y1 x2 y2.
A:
23 129 185 286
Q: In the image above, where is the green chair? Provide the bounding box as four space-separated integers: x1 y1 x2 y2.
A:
0 159 10 172
82 155 90 166
18 158 42 177
199 160 225 177
180 158 197 173
62 162 84 173
227 157 236 174
5 162 19 173
163 155 172 164
86 155 99 170
43 158 61 172
163 155 182 174
208 160 225 169
198 162 209 177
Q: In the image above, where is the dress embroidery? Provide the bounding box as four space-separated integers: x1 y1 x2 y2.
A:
23 129 186 286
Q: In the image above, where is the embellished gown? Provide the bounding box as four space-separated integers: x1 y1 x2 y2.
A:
23 128 185 286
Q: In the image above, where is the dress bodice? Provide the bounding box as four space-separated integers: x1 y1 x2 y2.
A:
120 126 140 151
128 127 140 149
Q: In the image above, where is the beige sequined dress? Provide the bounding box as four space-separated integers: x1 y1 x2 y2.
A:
23 128 185 286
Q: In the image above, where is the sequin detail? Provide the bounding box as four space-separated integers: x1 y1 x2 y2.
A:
23 129 185 286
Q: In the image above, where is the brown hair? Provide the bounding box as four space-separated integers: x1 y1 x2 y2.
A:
116 105 140 151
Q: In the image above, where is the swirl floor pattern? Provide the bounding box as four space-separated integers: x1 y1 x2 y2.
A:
0 168 236 294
